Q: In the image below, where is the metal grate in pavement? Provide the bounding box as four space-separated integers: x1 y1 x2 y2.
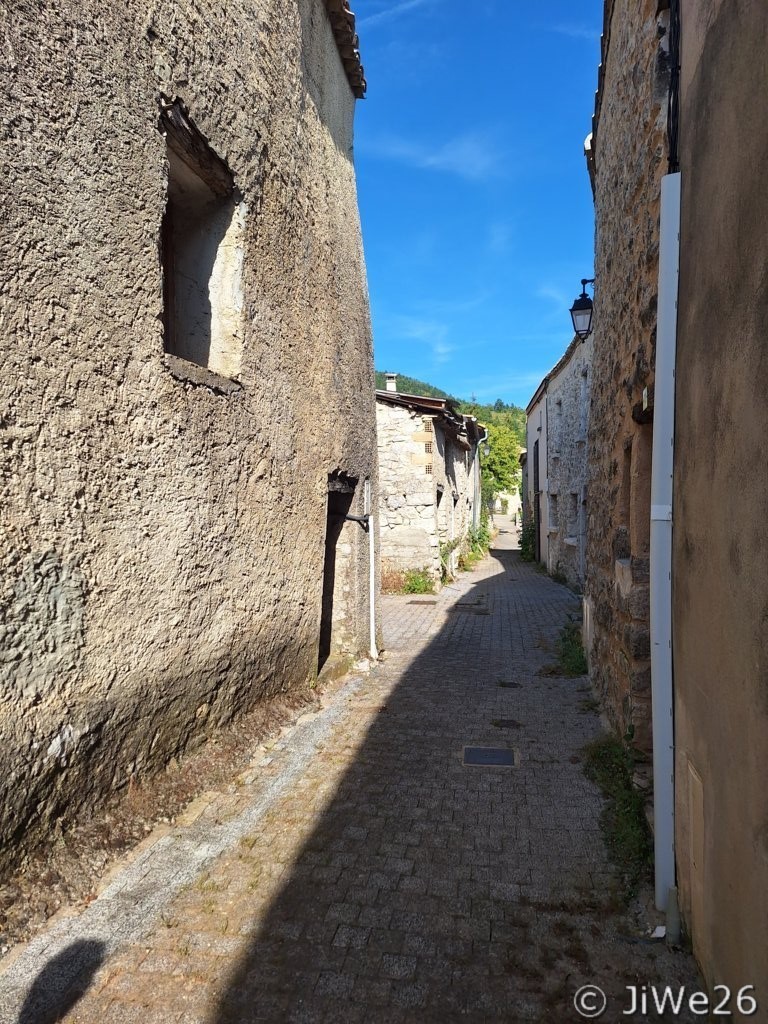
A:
407 600 437 605
492 719 521 729
463 746 518 767
498 681 521 688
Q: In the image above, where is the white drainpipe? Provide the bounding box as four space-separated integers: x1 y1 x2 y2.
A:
364 479 378 660
650 171 681 912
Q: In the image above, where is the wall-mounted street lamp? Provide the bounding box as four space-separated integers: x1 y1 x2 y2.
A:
569 278 595 340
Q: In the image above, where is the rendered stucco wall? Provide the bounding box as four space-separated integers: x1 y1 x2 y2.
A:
0 0 378 868
674 0 768 998
585 0 670 751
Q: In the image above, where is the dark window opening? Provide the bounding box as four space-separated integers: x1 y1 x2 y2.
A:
159 96 245 378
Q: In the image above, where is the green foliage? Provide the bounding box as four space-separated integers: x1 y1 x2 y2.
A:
402 568 435 594
468 523 490 554
480 421 520 494
582 734 653 901
520 521 536 561
554 622 588 676
374 371 455 401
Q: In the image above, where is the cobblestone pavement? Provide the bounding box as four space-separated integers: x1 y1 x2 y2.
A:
1 519 700 1023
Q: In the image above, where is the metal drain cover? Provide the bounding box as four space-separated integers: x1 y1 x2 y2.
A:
407 600 437 605
498 681 521 689
463 746 517 767
492 719 521 729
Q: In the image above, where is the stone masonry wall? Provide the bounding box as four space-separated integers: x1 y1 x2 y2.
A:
376 400 478 584
546 337 592 591
0 0 378 869
376 403 439 579
585 0 671 751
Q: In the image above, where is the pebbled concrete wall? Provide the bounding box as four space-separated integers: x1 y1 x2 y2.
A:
584 0 671 751
0 0 378 869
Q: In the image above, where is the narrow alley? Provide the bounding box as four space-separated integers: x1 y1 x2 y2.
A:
0 521 700 1023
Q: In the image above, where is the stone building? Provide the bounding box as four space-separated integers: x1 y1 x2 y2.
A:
525 336 592 589
0 0 378 871
584 0 768 999
582 0 672 752
376 376 485 586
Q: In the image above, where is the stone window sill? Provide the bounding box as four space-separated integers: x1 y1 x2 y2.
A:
163 353 243 395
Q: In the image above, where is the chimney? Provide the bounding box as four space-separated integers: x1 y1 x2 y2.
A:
385 373 397 393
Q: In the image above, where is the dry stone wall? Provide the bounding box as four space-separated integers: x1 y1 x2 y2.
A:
584 0 671 750
0 0 378 869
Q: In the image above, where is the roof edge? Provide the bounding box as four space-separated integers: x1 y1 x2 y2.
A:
323 0 366 98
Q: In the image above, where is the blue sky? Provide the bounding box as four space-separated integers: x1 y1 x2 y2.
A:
353 0 601 407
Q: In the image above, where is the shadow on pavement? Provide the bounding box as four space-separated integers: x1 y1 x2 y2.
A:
16 938 105 1024
204 543 639 1022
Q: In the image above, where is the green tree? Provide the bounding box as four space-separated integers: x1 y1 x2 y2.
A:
481 422 521 497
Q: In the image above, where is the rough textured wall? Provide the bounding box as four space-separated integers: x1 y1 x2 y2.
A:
674 0 768 996
376 403 438 577
0 0 378 869
545 337 592 590
585 0 670 750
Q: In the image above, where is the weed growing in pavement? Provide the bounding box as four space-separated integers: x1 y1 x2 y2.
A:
582 734 653 902
554 622 588 676
403 568 435 594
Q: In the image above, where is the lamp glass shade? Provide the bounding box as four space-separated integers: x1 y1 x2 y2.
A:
569 295 593 339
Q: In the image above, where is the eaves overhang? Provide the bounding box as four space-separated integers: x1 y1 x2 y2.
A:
323 0 366 98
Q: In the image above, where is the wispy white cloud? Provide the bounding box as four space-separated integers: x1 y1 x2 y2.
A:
358 0 435 30
537 283 571 310
547 24 600 41
360 132 501 181
464 372 550 400
389 314 456 364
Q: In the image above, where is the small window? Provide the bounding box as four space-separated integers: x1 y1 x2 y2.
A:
159 97 246 379
425 464 433 475
423 418 433 433
568 493 579 534
425 441 433 454
549 493 559 529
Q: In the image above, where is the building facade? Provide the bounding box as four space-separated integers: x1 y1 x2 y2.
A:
584 0 768 998
525 336 592 590
0 0 377 870
672 0 768 998
376 378 485 586
582 0 672 752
